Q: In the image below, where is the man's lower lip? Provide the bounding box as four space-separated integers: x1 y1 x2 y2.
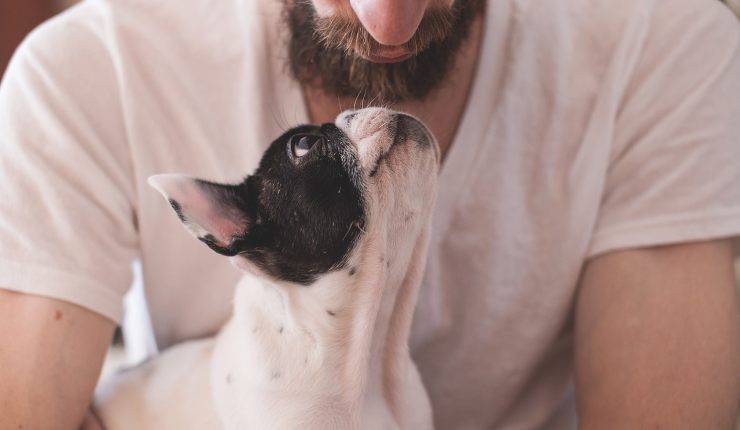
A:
361 52 412 64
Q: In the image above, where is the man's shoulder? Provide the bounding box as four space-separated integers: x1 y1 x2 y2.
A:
513 0 737 50
494 0 739 97
15 1 111 71
641 0 739 48
18 0 283 74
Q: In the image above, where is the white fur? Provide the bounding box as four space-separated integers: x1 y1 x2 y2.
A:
94 108 439 429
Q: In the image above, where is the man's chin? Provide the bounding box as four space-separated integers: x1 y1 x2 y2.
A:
359 51 413 64
357 44 414 64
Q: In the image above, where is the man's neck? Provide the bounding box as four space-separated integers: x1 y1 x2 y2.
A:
303 14 484 163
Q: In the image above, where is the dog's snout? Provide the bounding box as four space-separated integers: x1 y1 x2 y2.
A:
343 112 358 126
338 108 392 133
335 108 439 173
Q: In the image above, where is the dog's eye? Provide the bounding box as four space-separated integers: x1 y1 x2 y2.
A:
290 134 321 158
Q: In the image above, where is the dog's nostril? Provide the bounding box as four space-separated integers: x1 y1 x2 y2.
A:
344 112 358 125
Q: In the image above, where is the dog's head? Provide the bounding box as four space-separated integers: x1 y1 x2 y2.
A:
150 107 439 285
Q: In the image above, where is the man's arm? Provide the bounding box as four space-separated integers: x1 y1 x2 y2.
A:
0 289 114 430
575 240 740 429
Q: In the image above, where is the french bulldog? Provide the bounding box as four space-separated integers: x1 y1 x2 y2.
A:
94 107 440 429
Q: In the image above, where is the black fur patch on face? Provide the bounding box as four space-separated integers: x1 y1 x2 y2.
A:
213 124 365 285
168 199 187 223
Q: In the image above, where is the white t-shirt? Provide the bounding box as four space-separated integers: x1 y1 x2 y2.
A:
1 0 739 428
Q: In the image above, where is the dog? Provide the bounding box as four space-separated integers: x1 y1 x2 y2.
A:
93 107 440 429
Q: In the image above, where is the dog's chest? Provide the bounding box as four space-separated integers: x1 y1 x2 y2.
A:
208 281 350 427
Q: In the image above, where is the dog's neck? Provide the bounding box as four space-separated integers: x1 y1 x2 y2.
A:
226 216 431 423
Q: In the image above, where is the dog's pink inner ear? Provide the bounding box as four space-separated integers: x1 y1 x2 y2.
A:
148 174 247 249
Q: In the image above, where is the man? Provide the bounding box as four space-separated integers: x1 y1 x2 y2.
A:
1 0 739 428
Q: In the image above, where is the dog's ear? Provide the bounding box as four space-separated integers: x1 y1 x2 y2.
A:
148 174 251 256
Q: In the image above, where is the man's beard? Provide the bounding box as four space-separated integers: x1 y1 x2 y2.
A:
286 0 484 105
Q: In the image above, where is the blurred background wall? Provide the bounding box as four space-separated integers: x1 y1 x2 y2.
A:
0 0 56 76
0 0 77 77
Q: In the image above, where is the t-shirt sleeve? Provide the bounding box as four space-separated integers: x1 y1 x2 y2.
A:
588 1 740 258
0 7 137 322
